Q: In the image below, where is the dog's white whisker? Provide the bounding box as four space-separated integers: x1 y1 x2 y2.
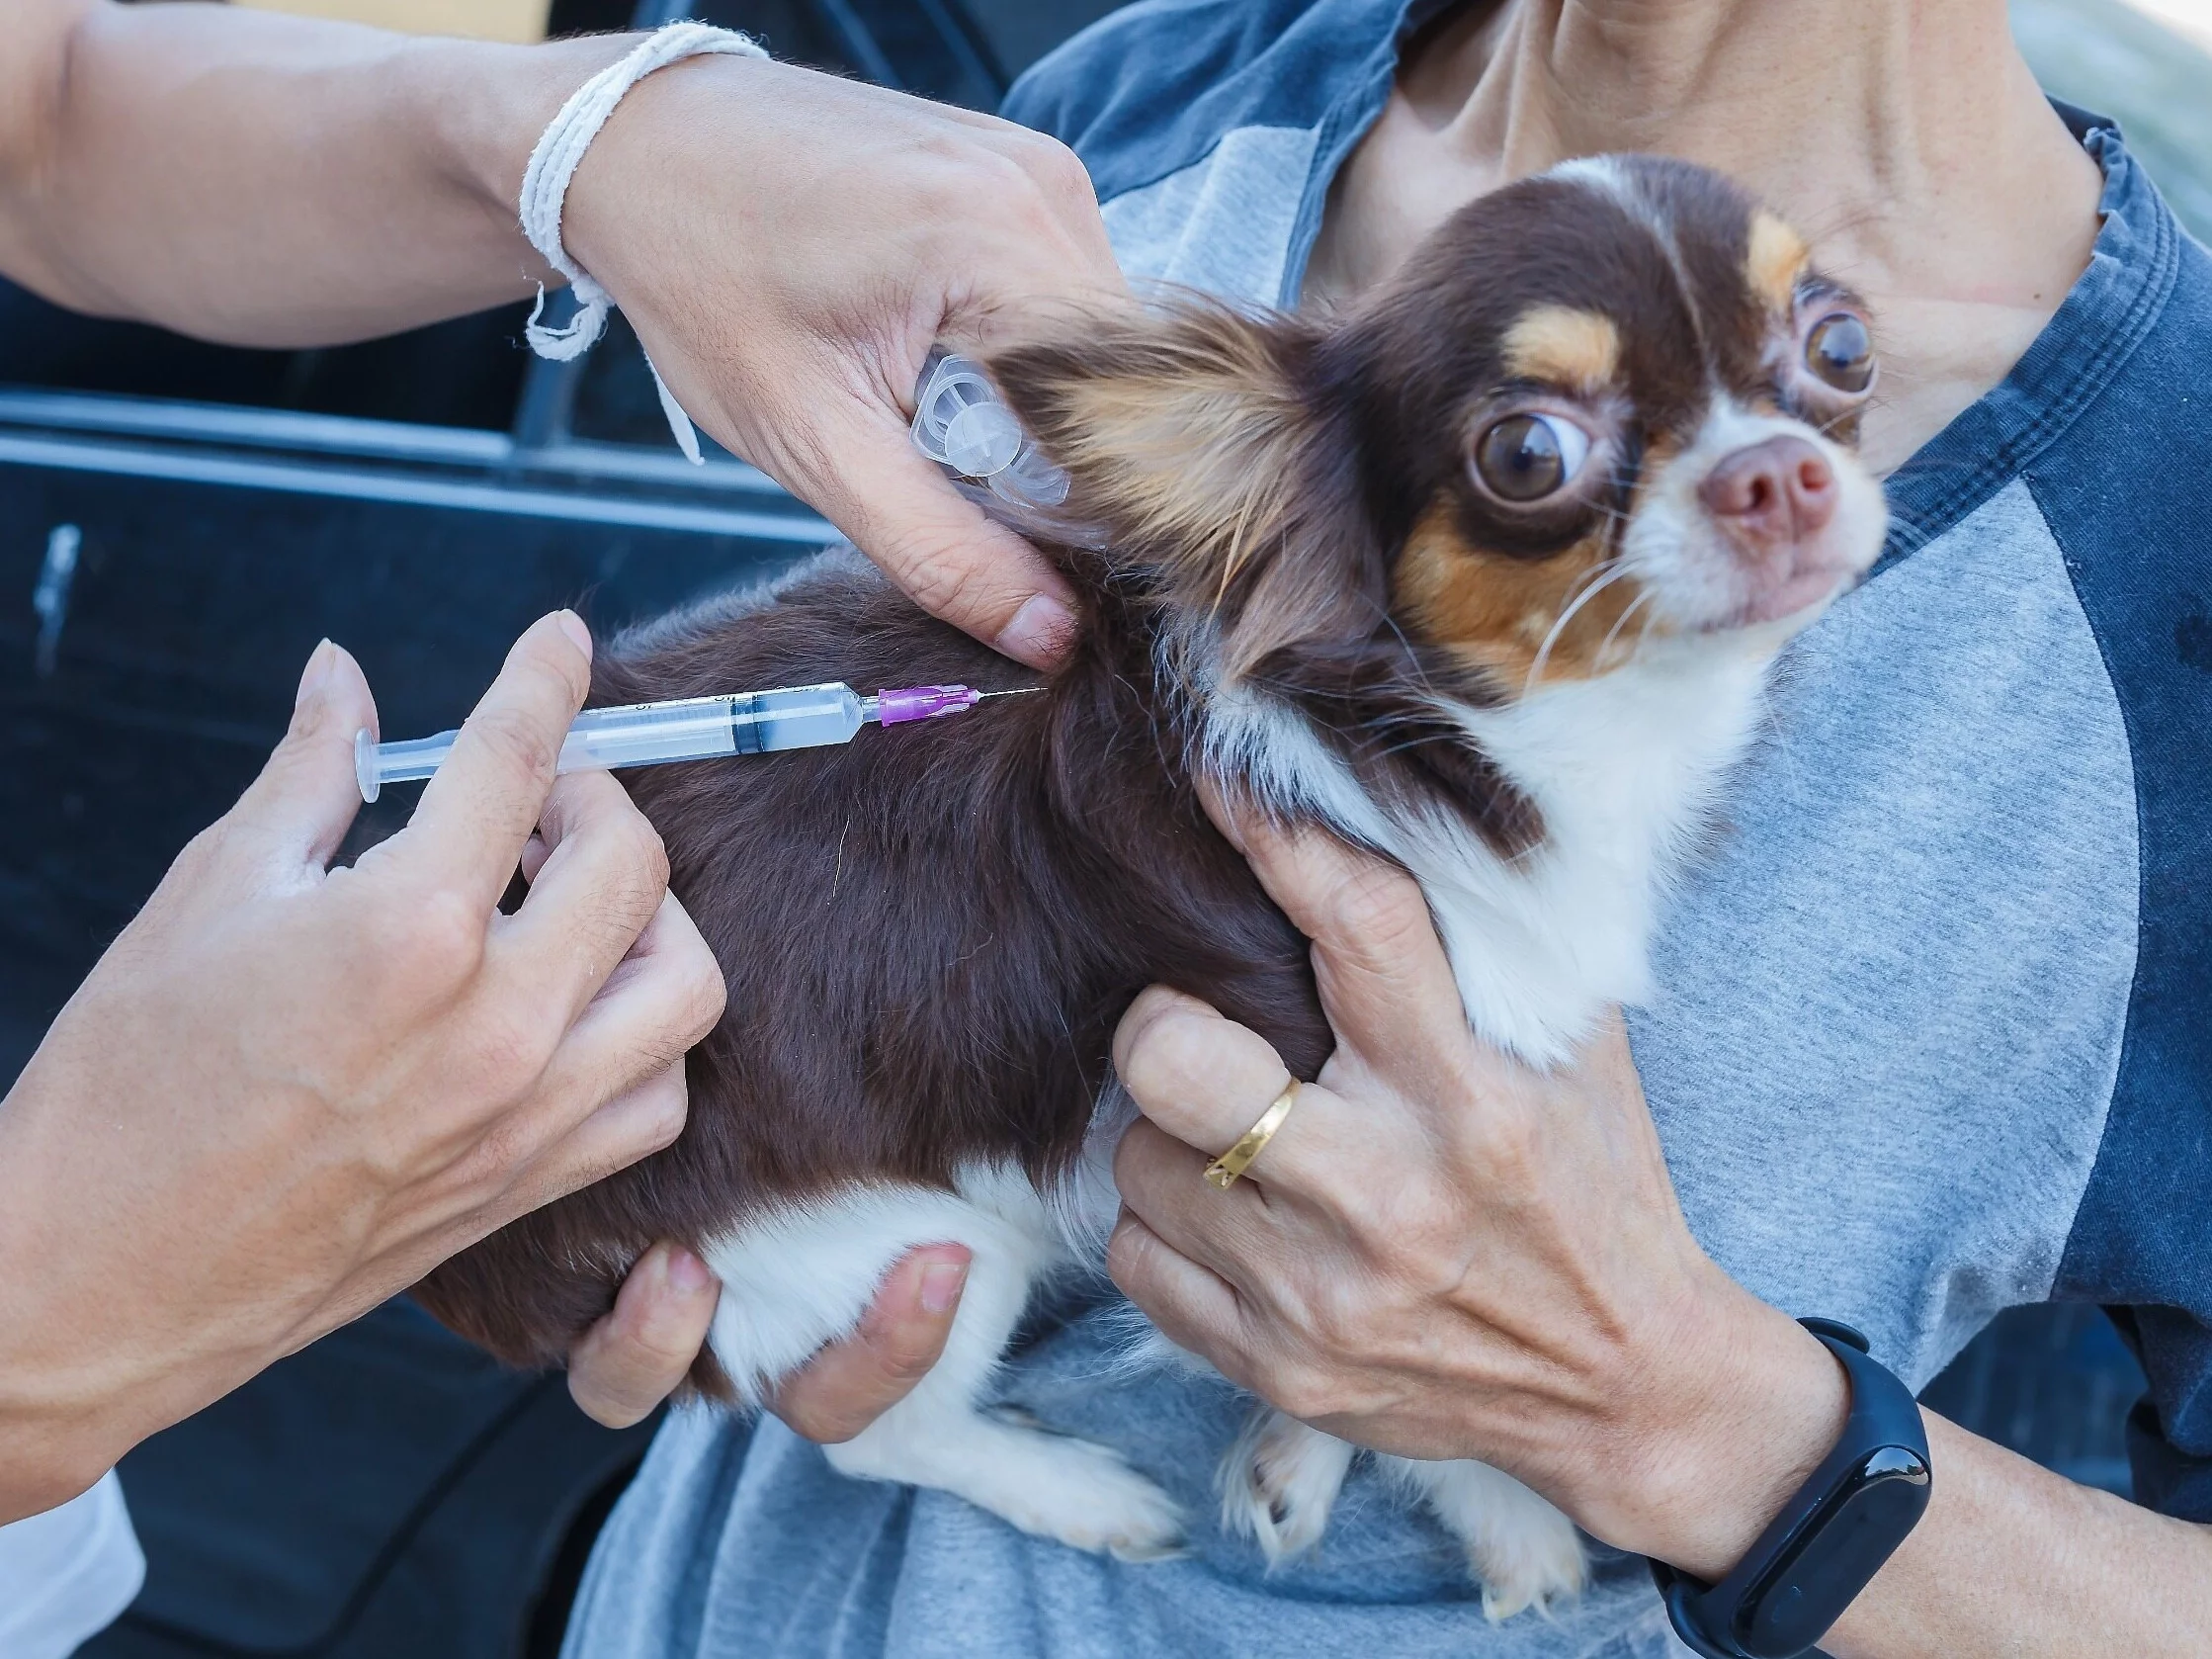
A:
1524 560 1634 693
1597 587 1656 666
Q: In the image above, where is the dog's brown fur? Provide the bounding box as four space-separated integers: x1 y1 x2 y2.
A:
414 552 1336 1389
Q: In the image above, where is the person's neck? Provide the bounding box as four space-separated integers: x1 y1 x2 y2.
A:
1308 0 2105 472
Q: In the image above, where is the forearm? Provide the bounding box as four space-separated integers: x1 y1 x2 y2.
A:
0 1162 139 1523
0 0 631 344
0 1106 262 1523
1823 1412 2212 1657
1609 1297 2212 1656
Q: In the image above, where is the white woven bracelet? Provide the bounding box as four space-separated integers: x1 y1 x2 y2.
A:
519 21 767 463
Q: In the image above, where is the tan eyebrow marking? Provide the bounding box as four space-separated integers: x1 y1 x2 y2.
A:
1745 211 1810 312
1500 306 1621 391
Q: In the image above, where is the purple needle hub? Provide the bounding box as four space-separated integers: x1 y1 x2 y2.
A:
875 684 984 725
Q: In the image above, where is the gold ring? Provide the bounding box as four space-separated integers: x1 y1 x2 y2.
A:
1203 1078 1300 1189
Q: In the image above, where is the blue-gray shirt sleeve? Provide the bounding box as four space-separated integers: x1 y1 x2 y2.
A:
1001 0 1409 205
2037 221 2212 1521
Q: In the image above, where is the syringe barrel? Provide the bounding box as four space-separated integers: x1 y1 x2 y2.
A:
555 685 867 767
719 683 868 754
370 732 459 793
357 683 869 802
559 695 743 771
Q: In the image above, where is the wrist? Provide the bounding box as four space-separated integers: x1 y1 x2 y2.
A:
0 1080 293 1521
556 47 780 302
0 1365 124 1526
415 33 640 276
1596 1278 1851 1580
0 1131 130 1522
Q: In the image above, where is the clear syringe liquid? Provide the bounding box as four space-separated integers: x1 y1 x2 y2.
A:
357 681 1016 803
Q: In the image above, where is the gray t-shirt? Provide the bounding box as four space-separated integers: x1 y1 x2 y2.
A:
562 5 2212 1655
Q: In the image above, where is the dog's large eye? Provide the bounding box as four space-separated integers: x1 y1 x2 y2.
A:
1473 413 1592 502
1805 312 1875 393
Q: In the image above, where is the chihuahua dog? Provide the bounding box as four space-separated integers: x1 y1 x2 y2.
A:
415 155 1887 1617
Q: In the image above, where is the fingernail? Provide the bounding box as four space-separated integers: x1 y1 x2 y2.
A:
295 639 336 710
918 1258 969 1315
554 609 593 661
996 592 1077 667
666 1246 714 1295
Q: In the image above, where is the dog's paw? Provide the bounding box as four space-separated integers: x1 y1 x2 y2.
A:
1382 1455 1587 1619
1470 1498 1586 1621
1220 1410 1357 1565
823 1405 1181 1562
930 1430 1183 1561
1013 1436 1186 1562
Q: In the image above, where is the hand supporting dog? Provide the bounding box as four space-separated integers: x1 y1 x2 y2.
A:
651 801 1851 1581
565 1239 977 1441
700 804 2212 1655
1105 800 1851 1586
688 811 1848 1578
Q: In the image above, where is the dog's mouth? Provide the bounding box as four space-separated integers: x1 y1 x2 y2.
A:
1619 418 1889 646
1703 565 1872 636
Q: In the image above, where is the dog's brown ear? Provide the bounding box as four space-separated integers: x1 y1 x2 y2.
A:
985 301 1377 680
983 302 1315 591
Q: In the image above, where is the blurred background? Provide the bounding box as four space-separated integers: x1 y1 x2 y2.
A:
0 1 2203 1653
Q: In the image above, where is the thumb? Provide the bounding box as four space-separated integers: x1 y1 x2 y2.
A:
1199 779 1471 1072
768 1244 970 1443
805 406 1080 670
229 640 380 872
568 1242 721 1430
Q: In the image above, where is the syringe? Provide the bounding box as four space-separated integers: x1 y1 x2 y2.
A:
356 681 1035 804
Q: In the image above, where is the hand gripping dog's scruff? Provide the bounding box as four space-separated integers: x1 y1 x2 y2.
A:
414 156 1889 1616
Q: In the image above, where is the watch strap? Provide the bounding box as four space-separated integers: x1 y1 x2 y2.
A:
1651 1319 1931 1659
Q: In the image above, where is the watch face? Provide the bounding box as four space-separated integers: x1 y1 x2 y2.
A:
1740 1447 1931 1654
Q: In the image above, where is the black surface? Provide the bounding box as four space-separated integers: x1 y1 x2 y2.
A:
0 283 536 434
0 453 803 1654
0 465 805 967
0 454 803 1655
75 1301 658 1659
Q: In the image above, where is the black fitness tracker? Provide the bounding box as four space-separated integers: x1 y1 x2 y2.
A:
1650 1318 1931 1659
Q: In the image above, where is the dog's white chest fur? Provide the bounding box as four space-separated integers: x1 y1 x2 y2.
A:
1213 638 1777 1067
